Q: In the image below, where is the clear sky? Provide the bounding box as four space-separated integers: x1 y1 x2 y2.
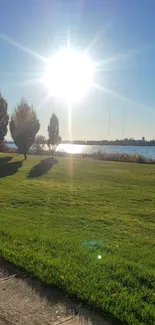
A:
0 0 155 140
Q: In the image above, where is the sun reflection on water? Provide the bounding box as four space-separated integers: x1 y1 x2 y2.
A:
56 144 85 154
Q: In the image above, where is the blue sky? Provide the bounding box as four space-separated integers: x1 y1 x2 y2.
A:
0 0 155 140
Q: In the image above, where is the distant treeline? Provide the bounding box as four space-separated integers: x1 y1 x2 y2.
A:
61 138 155 146
6 138 155 146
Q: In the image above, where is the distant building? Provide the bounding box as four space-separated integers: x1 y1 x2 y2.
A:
142 137 145 141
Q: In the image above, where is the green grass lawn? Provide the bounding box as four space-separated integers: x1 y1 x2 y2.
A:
0 153 155 325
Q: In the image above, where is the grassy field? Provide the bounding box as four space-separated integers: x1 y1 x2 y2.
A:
0 153 155 325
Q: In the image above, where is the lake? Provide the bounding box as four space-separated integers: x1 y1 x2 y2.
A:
8 143 155 159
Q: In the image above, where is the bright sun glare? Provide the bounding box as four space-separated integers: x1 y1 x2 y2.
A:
44 48 94 103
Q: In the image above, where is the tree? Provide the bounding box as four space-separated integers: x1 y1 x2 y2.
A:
33 135 46 154
10 99 40 159
48 113 61 157
0 94 9 142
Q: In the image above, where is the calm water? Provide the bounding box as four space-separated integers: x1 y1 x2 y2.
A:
8 143 155 159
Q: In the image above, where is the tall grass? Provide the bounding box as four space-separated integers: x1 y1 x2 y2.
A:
92 151 155 164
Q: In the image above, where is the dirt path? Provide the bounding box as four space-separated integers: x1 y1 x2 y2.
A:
0 258 118 325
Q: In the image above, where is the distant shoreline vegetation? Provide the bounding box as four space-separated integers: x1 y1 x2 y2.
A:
2 143 155 165
61 138 155 146
5 138 155 146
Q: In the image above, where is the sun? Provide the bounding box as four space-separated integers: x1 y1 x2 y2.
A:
44 48 94 103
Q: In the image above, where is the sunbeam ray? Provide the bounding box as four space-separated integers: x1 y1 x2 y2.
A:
2 72 44 77
93 83 153 111
67 102 73 193
38 92 51 109
0 33 47 62
68 102 72 142
84 21 113 55
11 77 43 89
93 82 127 101
95 48 145 70
94 65 141 73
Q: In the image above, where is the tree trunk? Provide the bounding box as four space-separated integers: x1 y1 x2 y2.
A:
24 152 27 160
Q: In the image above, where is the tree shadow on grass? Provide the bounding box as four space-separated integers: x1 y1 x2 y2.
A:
0 156 13 166
0 160 23 178
28 157 58 178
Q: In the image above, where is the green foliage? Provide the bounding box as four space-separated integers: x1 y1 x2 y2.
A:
34 135 46 145
10 99 40 158
33 135 46 154
48 113 61 156
0 94 9 142
1 154 155 324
